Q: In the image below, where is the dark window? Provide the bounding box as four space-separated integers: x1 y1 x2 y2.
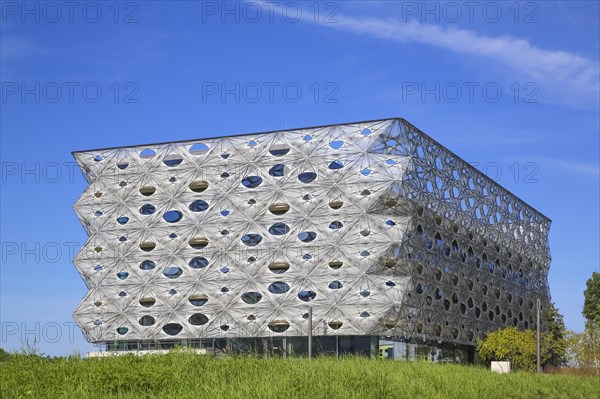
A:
163 266 183 279
163 210 183 223
268 282 290 294
241 175 263 188
268 223 290 236
241 292 262 304
188 314 209 326
140 260 156 270
189 257 209 269
189 200 209 212
269 164 285 177
329 281 343 289
241 234 262 246
298 290 316 302
163 323 183 335
139 204 156 215
298 231 317 243
139 316 155 326
298 172 317 183
329 221 343 229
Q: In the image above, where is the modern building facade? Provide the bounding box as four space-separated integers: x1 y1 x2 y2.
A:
72 118 551 358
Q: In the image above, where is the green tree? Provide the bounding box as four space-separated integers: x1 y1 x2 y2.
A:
566 323 600 371
545 302 567 367
583 271 600 326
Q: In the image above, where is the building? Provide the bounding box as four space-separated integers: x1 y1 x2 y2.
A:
72 118 551 359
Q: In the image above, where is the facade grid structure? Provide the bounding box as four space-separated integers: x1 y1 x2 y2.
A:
72 118 551 356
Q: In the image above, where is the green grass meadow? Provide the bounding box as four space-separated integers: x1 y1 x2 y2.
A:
1 352 598 399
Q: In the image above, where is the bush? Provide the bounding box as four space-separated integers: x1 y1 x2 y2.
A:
476 327 562 371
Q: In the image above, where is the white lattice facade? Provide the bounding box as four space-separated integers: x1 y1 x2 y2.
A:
72 118 551 349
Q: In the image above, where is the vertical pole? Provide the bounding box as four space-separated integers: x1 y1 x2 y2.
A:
308 306 313 359
536 298 541 373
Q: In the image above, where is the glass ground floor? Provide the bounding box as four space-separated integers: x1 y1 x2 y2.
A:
102 336 475 363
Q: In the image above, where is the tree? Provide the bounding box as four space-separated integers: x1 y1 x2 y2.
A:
545 302 567 367
583 271 600 326
566 323 600 371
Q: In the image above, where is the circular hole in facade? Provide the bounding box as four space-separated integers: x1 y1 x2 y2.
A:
189 180 209 192
329 260 343 269
163 323 183 335
269 143 290 156
360 229 370 237
269 203 290 215
329 140 344 149
189 237 209 249
94 300 102 307
188 313 209 326
189 294 208 306
360 311 370 318
241 292 262 304
361 189 371 196
328 320 343 330
298 290 316 302
94 210 103 217
220 209 230 216
329 281 343 290
189 256 209 269
329 221 343 230
140 260 156 270
241 234 262 246
220 324 230 331
163 154 183 167
139 204 156 215
268 320 290 333
328 160 344 170
139 148 156 158
189 200 209 212
116 327 128 335
385 281 396 287
298 231 317 243
269 164 285 177
117 216 129 225
94 192 102 198
298 172 317 183
118 291 127 297
163 210 183 223
139 316 156 326
139 186 156 196
189 143 209 155
329 199 343 209
117 271 129 280
241 175 263 188
268 223 290 236
163 266 183 279
268 261 290 274
116 161 128 170
384 319 397 329
268 281 290 294
139 242 156 252
360 290 370 297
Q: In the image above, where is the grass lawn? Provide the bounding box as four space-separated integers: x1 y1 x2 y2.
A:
1 352 598 399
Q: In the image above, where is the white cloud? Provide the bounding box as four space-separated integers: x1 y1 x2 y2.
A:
322 15 599 109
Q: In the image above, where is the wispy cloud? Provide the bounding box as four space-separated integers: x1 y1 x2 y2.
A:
505 156 600 176
322 16 599 109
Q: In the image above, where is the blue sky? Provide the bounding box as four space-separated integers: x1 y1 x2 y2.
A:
1 1 598 356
